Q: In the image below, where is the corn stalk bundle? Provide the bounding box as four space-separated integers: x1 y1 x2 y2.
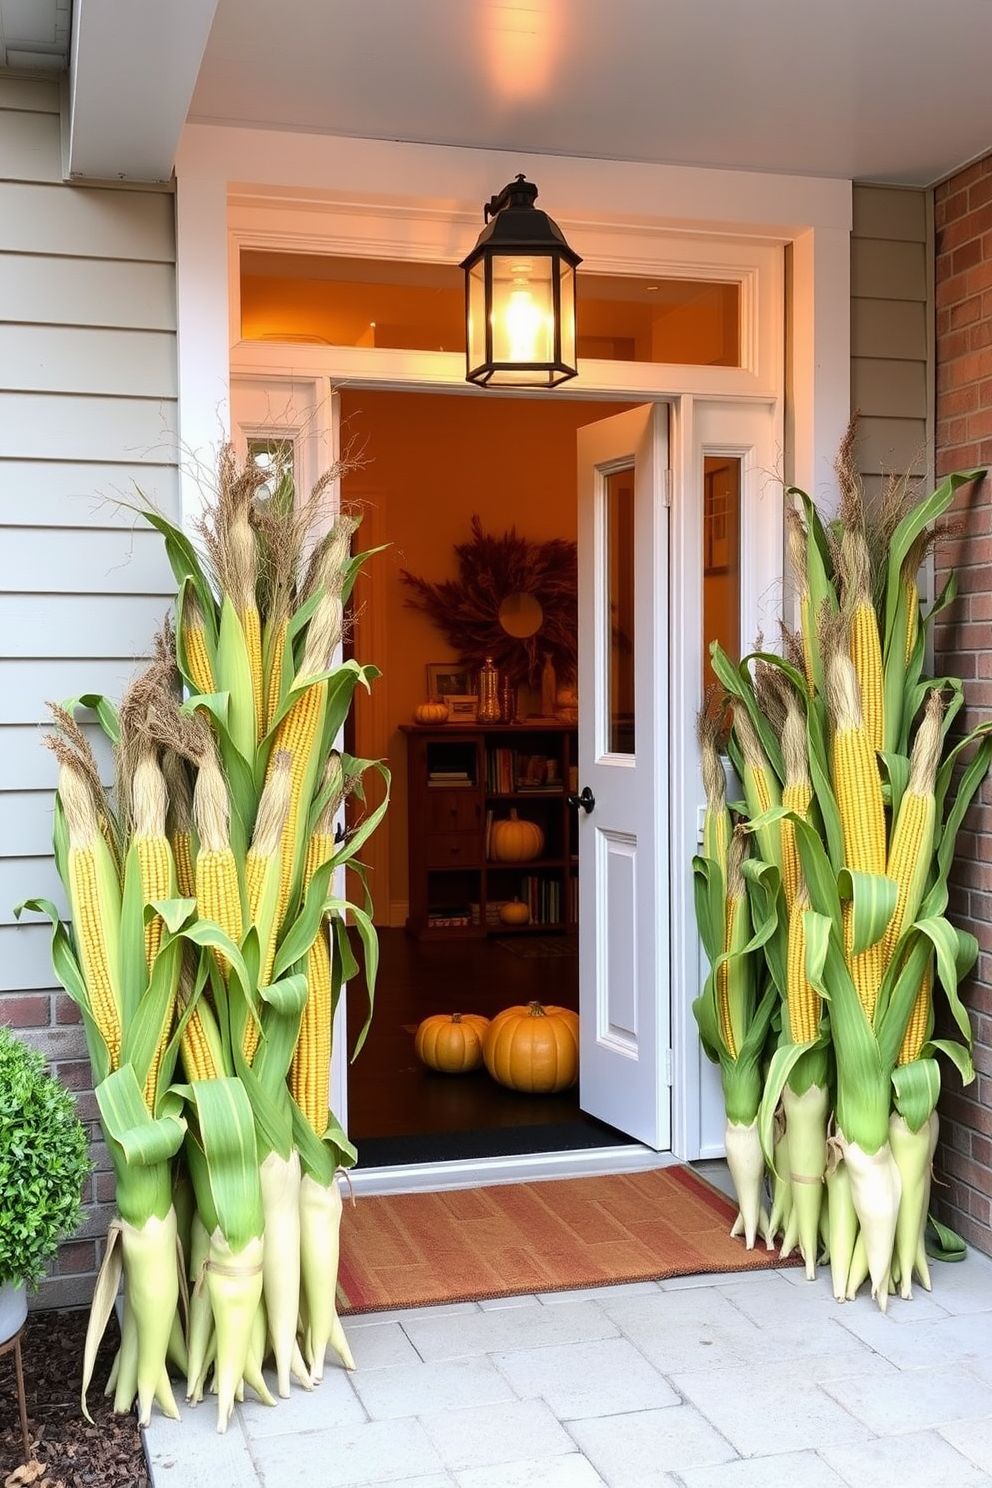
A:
693 430 992 1310
17 446 389 1429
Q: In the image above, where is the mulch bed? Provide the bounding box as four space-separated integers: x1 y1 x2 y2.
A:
0 1310 147 1488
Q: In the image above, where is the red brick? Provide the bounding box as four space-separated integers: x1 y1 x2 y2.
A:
951 296 984 330
970 174 992 212
55 1058 95 1091
0 994 52 1029
941 326 972 361
942 384 981 418
939 187 972 225
54 1240 97 1275
55 995 82 1025
953 159 992 194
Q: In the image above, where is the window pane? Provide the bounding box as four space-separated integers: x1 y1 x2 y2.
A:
247 438 295 515
702 456 741 688
606 467 635 754
240 251 740 367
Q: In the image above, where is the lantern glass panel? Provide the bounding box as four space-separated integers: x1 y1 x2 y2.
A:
467 260 487 370
490 255 556 366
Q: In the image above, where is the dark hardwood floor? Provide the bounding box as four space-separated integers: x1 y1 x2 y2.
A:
344 928 631 1165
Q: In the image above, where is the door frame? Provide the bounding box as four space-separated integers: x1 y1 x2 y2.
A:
180 129 851 1186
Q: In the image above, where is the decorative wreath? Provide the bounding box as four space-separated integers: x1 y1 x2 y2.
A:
399 515 577 687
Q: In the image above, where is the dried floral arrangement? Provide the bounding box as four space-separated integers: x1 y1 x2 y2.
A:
399 515 577 686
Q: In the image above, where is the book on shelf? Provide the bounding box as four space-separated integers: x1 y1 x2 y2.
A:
426 913 472 928
427 777 473 787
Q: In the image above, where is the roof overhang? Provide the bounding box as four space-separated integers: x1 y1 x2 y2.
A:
63 0 218 182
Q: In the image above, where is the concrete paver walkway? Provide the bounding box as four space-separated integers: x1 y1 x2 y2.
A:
144 1248 992 1487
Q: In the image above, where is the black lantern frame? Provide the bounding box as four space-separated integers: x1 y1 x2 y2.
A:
460 175 581 389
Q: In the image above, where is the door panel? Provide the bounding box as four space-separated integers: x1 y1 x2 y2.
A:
576 404 670 1150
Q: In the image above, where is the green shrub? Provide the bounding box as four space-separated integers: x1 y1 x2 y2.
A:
0 1026 91 1291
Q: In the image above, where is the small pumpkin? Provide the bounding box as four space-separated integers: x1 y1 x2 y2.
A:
489 809 545 863
413 699 449 725
499 898 531 927
414 1012 490 1073
483 1002 579 1093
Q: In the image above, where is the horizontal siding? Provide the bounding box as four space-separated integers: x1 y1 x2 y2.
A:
0 924 60 993
0 106 62 183
850 357 928 420
0 859 65 926
0 73 181 1314
0 724 113 790
852 184 927 242
850 185 930 492
0 791 56 858
0 394 178 461
851 237 927 301
0 325 178 397
0 461 181 527
853 416 929 476
3 527 176 593
0 255 176 330
0 595 173 658
850 298 926 362
0 77 59 113
0 181 175 260
0 659 154 725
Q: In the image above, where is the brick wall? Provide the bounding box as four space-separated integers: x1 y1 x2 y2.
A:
933 153 992 1252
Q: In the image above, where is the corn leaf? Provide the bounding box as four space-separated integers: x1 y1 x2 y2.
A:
928 1038 975 1086
839 869 898 958
185 1077 263 1248
62 692 121 747
271 857 335 981
891 1057 941 1131
341 901 379 1058
759 1037 820 1169
692 854 726 964
96 1065 186 1171
217 594 257 764
139 506 217 627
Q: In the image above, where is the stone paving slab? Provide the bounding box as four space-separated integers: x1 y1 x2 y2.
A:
143 1249 992 1488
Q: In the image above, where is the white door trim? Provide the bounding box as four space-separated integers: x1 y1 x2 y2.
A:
177 128 849 1181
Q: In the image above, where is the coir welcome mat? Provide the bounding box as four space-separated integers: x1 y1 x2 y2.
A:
336 1165 786 1314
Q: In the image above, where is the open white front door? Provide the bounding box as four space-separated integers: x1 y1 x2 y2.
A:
576 405 670 1150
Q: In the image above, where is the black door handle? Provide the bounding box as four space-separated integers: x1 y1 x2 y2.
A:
568 786 596 814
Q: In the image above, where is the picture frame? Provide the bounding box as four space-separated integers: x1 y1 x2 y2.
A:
427 662 470 700
444 694 478 721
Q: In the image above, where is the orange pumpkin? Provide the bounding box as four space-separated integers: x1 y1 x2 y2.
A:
489 810 544 862
414 1012 490 1073
483 1002 579 1093
498 898 531 927
413 700 449 725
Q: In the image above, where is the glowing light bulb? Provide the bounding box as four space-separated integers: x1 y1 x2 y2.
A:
496 266 553 364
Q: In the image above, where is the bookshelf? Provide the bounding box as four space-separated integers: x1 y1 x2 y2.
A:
401 722 579 940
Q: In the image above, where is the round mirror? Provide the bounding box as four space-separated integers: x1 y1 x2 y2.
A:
498 592 543 639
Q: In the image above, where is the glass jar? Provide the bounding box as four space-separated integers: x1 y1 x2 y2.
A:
476 656 501 723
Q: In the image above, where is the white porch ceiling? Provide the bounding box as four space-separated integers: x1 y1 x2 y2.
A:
4 0 992 187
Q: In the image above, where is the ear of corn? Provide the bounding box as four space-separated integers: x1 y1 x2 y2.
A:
22 447 388 1429
696 437 991 1310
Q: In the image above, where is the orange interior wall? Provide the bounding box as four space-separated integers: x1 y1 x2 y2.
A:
339 389 626 925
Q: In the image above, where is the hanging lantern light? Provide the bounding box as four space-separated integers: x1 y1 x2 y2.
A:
461 175 581 388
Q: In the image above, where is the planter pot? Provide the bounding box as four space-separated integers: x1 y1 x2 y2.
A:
0 1280 27 1343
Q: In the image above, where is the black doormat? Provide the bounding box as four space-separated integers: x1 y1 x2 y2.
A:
495 936 579 958
354 1116 636 1169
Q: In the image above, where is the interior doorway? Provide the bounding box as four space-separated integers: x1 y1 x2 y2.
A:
338 387 637 1164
